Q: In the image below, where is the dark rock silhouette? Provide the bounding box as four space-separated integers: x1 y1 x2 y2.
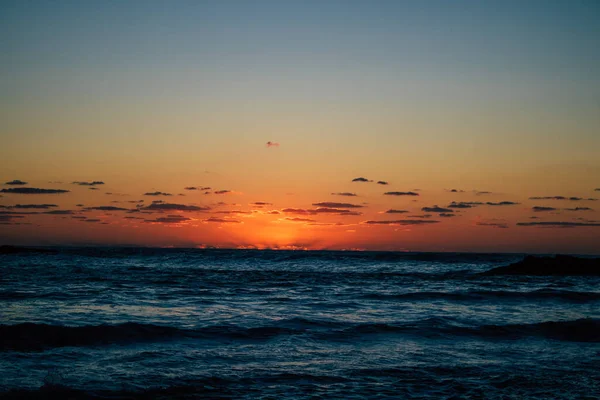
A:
482 255 600 276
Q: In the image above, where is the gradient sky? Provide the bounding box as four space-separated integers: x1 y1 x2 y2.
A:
1 1 599 253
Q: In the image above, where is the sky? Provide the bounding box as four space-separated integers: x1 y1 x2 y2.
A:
1 0 599 253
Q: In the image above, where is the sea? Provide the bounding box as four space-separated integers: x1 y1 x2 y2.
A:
1 248 599 399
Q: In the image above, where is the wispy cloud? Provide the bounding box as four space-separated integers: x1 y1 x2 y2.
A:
564 207 593 211
184 186 211 191
532 206 557 212
250 202 272 207
529 196 597 201
486 201 519 206
284 217 317 223
4 180 28 185
384 209 409 214
13 204 58 209
145 215 191 224
384 191 419 196
142 203 210 212
84 206 130 211
266 141 280 148
352 177 372 183
362 219 439 225
311 202 363 209
331 192 357 197
204 217 241 223
376 181 389 185
282 207 362 216
144 191 173 196
517 221 600 227
448 202 481 209
476 221 508 228
422 205 453 213
214 190 232 195
72 181 104 186
0 188 69 194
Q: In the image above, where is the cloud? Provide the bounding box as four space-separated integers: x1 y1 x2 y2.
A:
204 217 241 223
184 186 212 191
439 213 456 217
72 181 104 186
474 191 493 195
384 191 419 196
43 210 74 215
312 202 363 209
13 204 58 209
88 188 99 190
406 214 432 218
266 210 280 215
282 207 362 216
448 202 481 209
517 221 600 227
331 192 358 198
141 203 211 212
352 177 372 183
447 189 465 193
529 196 597 201
214 210 252 215
384 209 409 214
421 205 453 213
144 191 173 196
476 221 508 228
564 207 593 211
284 217 317 223
251 202 272 206
84 206 130 211
5 180 28 185
532 206 557 212
362 219 439 225
377 181 389 185
83 219 101 223
144 215 191 224
214 190 231 195
0 188 69 194
595 188 600 192
486 201 519 206
0 215 25 222
266 141 280 148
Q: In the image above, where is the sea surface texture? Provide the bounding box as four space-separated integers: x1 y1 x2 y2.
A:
1 249 599 399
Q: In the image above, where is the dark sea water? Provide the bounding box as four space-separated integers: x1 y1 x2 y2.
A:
1 249 599 399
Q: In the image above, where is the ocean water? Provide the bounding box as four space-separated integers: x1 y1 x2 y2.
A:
1 249 599 399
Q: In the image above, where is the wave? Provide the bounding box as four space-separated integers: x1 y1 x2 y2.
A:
360 289 600 302
2 317 598 352
0 290 77 301
471 318 600 342
0 322 308 352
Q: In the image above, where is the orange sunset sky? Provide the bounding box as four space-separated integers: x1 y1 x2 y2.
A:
1 1 599 253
